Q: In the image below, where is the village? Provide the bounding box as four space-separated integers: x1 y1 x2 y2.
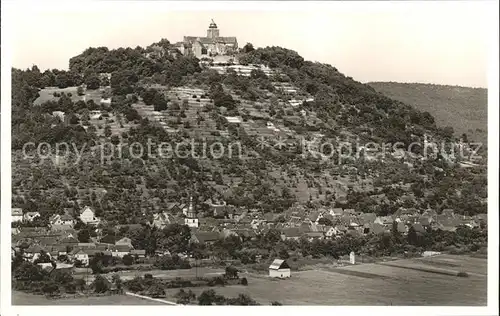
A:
11 200 487 269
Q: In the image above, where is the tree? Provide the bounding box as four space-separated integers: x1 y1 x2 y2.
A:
153 94 168 111
42 281 60 296
69 114 80 125
77 86 85 96
226 294 259 305
147 284 165 298
14 261 48 281
111 134 121 145
240 277 248 286
85 73 101 90
407 226 418 246
104 125 112 137
198 289 225 305
93 274 110 293
317 217 333 226
142 88 157 105
122 254 134 266
112 275 122 292
89 253 105 274
77 229 91 243
53 270 74 285
225 266 239 279
242 43 255 53
175 289 196 305
33 250 52 264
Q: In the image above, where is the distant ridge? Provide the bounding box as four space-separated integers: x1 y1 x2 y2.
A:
368 81 487 144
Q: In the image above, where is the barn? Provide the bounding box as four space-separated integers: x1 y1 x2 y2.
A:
268 259 291 278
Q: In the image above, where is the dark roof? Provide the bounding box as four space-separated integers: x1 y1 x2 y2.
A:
192 231 220 243
305 232 324 238
60 236 79 244
371 223 386 234
26 244 46 253
281 227 301 238
269 259 290 270
397 221 407 233
216 36 237 44
109 245 132 252
184 36 237 45
412 223 426 233
130 249 146 255
308 211 320 222
234 229 256 238
60 214 74 221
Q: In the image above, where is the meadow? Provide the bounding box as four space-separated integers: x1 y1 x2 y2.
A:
165 254 487 306
11 252 487 306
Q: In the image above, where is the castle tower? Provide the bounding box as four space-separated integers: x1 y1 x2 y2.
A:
207 19 219 39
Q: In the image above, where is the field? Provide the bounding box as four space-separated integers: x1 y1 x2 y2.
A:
368 82 487 143
33 87 106 106
165 254 486 306
73 266 226 284
12 255 487 306
12 291 166 305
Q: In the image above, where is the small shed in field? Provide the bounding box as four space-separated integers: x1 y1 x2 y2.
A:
269 259 291 278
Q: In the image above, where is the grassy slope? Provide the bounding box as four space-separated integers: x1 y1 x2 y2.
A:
368 82 487 143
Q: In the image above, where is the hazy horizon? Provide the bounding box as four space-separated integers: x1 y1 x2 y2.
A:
5 1 494 88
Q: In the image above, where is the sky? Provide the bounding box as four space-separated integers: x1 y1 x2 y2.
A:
4 1 495 88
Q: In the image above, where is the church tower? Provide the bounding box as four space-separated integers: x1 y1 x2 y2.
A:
207 19 219 39
184 195 199 228
186 195 196 218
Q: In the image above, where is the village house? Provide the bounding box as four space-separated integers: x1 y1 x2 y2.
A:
23 211 41 222
130 249 146 258
109 245 132 258
442 209 455 218
115 237 133 247
281 227 301 241
268 259 291 278
79 206 100 225
50 214 75 227
70 249 90 266
152 212 171 229
305 231 324 241
12 208 23 222
324 226 339 238
24 245 47 261
190 231 220 245
330 208 344 217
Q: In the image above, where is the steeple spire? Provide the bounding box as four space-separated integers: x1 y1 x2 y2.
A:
209 19 218 29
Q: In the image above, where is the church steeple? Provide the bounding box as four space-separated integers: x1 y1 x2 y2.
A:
186 194 196 218
207 19 219 39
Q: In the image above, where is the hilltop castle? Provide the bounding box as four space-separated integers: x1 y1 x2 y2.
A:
175 20 238 58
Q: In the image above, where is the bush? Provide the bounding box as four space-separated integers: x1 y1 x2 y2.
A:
175 289 196 304
122 254 134 266
125 276 144 292
271 301 282 305
208 276 226 286
146 284 165 298
42 281 59 296
93 275 110 293
240 277 248 286
457 271 469 278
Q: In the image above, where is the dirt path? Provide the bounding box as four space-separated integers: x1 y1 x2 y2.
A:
125 292 178 305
